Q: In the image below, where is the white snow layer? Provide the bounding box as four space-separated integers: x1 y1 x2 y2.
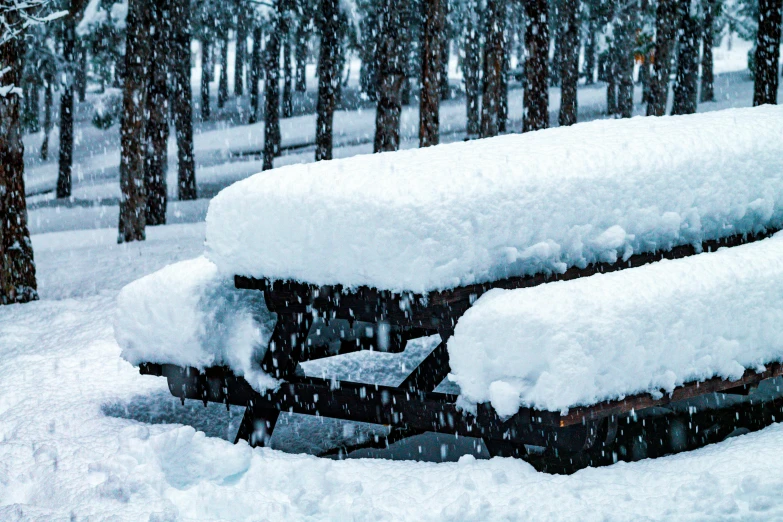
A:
115 256 277 390
449 233 783 415
206 105 783 294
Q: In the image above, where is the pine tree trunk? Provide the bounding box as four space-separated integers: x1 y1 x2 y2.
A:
481 0 505 138
498 32 508 133
359 9 379 100
201 40 211 120
420 0 444 146
76 40 87 102
263 2 283 171
606 72 617 114
41 70 53 161
753 0 782 106
218 35 229 108
440 40 450 100
463 2 481 137
551 15 562 87
558 0 580 126
23 82 40 133
172 0 197 200
315 0 340 160
583 19 596 84
647 0 678 116
118 0 152 243
401 26 416 107
671 0 699 115
0 18 38 305
295 19 308 92
642 62 652 101
700 0 715 103
523 0 549 132
235 1 248 97
511 2 526 65
249 25 264 124
616 7 636 118
374 0 407 152
440 3 450 101
145 0 170 226
283 30 294 118
57 4 78 199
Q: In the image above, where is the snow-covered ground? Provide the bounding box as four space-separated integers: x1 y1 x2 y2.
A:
4 225 783 520
6 36 783 520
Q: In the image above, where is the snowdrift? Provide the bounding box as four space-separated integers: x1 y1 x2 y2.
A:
206 105 783 293
449 233 783 415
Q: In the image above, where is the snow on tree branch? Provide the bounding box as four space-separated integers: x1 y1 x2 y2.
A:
0 0 66 47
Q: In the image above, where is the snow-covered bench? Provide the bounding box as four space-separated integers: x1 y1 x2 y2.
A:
118 106 783 472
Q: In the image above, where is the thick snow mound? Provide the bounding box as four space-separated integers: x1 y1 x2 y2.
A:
115 256 277 390
206 106 783 293
448 233 783 415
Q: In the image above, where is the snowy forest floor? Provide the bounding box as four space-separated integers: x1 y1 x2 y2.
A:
5 225 783 521
22 63 778 235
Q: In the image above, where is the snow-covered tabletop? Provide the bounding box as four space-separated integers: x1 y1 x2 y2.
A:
206 106 783 294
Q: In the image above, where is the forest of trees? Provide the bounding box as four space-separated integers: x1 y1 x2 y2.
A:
1 0 782 304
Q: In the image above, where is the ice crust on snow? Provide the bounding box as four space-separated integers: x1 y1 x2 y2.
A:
115 256 278 391
206 106 783 293
448 233 783 415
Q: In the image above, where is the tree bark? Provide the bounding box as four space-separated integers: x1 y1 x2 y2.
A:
481 0 505 138
201 40 211 120
315 0 340 160
671 0 699 115
583 18 597 84
41 68 53 160
753 0 782 106
374 0 407 152
172 0 197 201
498 28 508 132
647 0 678 116
118 0 152 243
295 18 309 92
463 1 480 137
558 0 580 126
440 2 450 100
420 0 444 146
0 16 38 305
551 13 562 87
249 24 263 124
76 39 87 102
218 34 229 108
145 0 170 226
615 5 636 118
263 2 283 170
22 81 40 133
57 1 79 199
700 0 715 102
606 67 617 114
235 0 248 96
283 28 294 117
640 62 651 102
523 0 549 132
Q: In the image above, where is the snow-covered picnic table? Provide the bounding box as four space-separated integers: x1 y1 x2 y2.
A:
116 105 783 471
